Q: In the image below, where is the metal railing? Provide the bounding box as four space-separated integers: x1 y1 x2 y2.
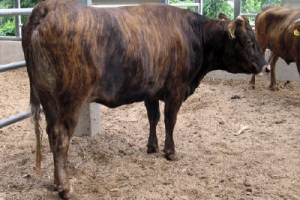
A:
0 61 28 128
0 8 32 41
0 61 26 72
92 3 203 13
0 7 31 127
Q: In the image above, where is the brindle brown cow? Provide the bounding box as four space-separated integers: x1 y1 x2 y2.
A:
22 0 269 199
249 6 300 90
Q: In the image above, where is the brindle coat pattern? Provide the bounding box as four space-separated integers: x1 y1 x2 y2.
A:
22 0 268 198
249 6 300 90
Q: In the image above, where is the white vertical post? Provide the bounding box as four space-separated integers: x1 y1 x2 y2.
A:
74 103 101 136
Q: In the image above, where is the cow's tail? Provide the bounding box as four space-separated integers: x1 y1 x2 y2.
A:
22 0 46 176
30 85 43 176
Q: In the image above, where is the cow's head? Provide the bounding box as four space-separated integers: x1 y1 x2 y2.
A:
288 18 300 37
219 14 270 76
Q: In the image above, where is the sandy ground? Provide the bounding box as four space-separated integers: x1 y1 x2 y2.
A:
0 68 300 200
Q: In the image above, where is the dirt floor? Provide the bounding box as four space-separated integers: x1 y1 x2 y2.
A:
0 68 300 200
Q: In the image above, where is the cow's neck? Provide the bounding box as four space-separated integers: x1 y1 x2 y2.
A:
201 18 231 72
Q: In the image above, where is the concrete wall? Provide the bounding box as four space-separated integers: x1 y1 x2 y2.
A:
0 41 24 65
207 59 299 82
281 0 300 8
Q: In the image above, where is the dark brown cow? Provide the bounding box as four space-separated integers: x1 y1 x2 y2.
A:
249 6 300 90
22 0 269 199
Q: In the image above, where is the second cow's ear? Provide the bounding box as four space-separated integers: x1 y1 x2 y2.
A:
288 18 300 37
235 15 246 27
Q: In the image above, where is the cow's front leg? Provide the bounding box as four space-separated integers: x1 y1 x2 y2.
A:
163 99 182 161
50 123 74 199
145 100 160 153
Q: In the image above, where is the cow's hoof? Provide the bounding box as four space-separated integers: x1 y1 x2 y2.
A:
248 85 255 90
58 186 75 199
147 145 159 153
269 86 279 91
165 153 180 161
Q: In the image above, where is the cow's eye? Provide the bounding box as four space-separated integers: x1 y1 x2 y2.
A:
246 39 254 46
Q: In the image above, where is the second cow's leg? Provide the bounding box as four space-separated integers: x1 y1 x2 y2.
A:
248 74 256 90
269 53 279 91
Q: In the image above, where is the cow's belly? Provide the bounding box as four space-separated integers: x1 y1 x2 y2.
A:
87 84 164 108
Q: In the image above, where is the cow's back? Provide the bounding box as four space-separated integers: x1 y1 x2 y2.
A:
255 6 300 63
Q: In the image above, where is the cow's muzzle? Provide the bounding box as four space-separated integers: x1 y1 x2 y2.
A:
256 64 270 77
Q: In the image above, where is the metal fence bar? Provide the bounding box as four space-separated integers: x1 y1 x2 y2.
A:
0 110 31 128
241 13 257 18
0 61 26 73
169 3 201 7
0 36 22 41
92 4 139 8
0 8 33 16
92 3 201 9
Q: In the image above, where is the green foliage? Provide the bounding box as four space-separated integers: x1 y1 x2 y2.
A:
0 0 40 8
203 0 233 19
242 0 280 13
169 0 196 11
0 20 15 36
0 0 41 36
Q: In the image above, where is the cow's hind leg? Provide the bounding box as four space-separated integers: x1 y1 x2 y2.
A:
295 61 300 83
248 74 256 90
145 100 160 153
163 98 182 161
40 98 59 189
45 104 82 199
51 120 74 199
269 53 279 91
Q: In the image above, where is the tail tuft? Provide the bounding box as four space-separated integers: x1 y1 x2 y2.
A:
30 89 43 176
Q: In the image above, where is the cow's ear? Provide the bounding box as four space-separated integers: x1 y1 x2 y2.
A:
288 19 300 36
294 29 300 36
218 13 230 21
235 16 245 26
227 22 235 39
